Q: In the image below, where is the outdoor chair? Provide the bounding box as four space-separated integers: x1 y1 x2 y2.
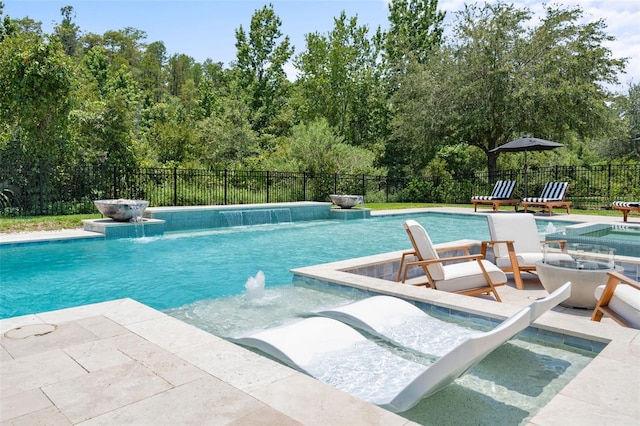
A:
520 181 572 215
612 201 640 223
591 271 640 329
400 219 505 301
482 213 572 290
471 180 519 212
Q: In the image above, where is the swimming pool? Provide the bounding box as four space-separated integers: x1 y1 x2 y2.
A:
0 212 600 425
1 212 563 319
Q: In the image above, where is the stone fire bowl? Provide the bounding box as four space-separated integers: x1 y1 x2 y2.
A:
329 194 362 209
94 199 149 222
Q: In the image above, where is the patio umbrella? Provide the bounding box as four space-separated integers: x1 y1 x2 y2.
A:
489 135 564 198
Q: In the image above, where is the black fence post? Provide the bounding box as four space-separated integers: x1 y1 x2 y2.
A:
303 172 307 201
334 173 338 194
361 174 365 197
266 170 270 203
38 163 45 214
224 169 228 205
173 167 178 206
112 166 118 199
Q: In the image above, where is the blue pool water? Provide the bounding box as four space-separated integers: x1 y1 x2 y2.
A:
1 213 557 319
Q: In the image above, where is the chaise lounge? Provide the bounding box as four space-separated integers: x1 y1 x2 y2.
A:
612 201 640 222
521 181 572 215
235 305 533 413
471 180 519 212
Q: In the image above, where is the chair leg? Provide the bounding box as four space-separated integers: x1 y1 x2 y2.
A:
512 267 525 290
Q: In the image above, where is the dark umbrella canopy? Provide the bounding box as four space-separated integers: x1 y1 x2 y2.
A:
490 135 565 197
489 135 564 153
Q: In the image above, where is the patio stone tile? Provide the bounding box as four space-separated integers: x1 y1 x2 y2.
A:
0 349 86 398
107 333 209 386
124 315 220 353
0 315 42 334
225 405 303 426
559 355 640 419
531 393 639 425
101 298 167 325
0 321 98 359
251 372 410 426
77 377 265 425
0 389 51 422
177 339 297 393
76 316 128 339
42 361 171 424
0 345 12 362
63 339 133 372
0 406 72 426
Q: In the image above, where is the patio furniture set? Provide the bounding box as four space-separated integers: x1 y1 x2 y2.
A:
396 213 640 330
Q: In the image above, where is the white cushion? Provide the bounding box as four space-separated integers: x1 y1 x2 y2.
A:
487 214 541 259
436 260 507 293
406 220 445 281
495 252 572 268
594 284 640 329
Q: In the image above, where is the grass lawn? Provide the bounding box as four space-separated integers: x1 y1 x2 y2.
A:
0 204 622 234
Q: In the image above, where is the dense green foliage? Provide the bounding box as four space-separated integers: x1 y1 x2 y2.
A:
0 1 638 184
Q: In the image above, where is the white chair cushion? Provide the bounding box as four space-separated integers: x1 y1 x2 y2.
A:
495 252 572 268
437 260 507 293
406 220 445 281
594 284 640 329
487 214 541 259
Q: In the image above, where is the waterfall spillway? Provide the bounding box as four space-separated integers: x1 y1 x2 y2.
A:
221 208 292 227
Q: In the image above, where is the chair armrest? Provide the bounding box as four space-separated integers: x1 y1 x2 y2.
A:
435 244 472 255
607 271 640 291
541 239 567 249
482 240 514 245
407 254 483 267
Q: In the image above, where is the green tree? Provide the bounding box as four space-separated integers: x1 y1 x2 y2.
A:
53 5 80 56
234 3 293 134
286 119 377 175
293 12 388 150
384 0 445 71
139 41 167 103
388 2 627 176
0 23 75 165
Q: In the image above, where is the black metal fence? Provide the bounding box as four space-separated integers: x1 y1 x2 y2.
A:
1 163 638 216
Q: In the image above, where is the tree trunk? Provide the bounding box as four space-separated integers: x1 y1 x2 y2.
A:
487 150 498 180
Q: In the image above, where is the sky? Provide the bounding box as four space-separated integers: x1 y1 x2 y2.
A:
3 0 639 91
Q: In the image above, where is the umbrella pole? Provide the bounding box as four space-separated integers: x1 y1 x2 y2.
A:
524 151 528 199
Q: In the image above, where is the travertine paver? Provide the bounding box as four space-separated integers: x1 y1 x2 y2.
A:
0 302 408 425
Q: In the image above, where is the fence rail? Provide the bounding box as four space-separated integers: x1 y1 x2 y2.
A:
1 163 638 216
